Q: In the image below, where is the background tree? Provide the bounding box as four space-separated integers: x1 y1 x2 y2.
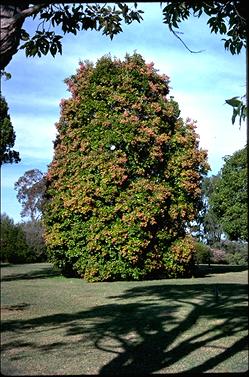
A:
0 213 47 263
43 53 209 281
189 174 224 244
0 213 28 263
208 146 248 242
202 209 223 245
0 1 246 71
0 95 20 165
201 175 224 245
14 169 46 221
20 219 47 262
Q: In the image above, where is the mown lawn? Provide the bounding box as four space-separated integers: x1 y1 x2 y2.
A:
1 263 248 375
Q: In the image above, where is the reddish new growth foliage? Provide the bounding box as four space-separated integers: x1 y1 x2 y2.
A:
44 53 209 281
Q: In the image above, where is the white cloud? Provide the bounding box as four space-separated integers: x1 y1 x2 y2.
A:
12 115 57 162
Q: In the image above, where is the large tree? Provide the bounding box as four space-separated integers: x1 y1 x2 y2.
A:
0 1 246 71
0 95 20 165
43 53 209 281
208 146 248 242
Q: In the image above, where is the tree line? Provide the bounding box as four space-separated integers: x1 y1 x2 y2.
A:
1 214 47 264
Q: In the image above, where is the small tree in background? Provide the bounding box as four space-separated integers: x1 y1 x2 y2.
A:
20 220 47 262
44 53 209 281
201 175 224 245
14 169 46 221
208 146 247 242
0 95 20 165
13 169 48 262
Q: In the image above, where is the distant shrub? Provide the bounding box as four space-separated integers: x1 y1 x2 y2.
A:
194 241 211 264
210 248 228 264
226 251 247 266
224 242 248 266
211 240 248 266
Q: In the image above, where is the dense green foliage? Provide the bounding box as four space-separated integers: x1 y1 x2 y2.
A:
44 53 209 281
1 214 27 263
211 240 248 266
0 213 47 264
208 146 247 242
194 242 212 265
0 95 20 165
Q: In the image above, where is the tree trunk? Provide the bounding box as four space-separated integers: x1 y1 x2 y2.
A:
0 5 28 70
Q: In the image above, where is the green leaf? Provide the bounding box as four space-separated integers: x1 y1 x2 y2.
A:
231 108 239 124
225 97 241 107
220 23 227 34
50 44 57 57
20 29 30 41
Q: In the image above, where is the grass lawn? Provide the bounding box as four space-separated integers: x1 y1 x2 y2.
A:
1 263 248 375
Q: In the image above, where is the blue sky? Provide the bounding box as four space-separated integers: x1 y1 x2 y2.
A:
1 2 246 223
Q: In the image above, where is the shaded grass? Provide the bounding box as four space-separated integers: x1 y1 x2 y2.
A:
0 263 61 282
1 263 248 375
196 263 248 276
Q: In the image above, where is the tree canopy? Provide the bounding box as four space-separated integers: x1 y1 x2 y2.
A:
43 53 209 281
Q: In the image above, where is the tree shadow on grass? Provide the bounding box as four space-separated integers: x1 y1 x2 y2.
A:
97 283 248 374
1 265 60 282
1 282 248 374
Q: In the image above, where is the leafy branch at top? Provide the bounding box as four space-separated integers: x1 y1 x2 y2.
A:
19 3 144 58
161 0 246 55
225 95 247 127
